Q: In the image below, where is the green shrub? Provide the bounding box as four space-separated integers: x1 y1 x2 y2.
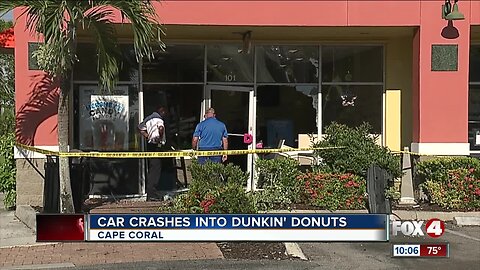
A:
173 161 256 213
313 123 401 179
255 158 300 188
416 156 480 183
0 107 15 135
385 186 401 202
421 168 480 210
188 160 248 186
0 132 16 209
253 158 302 211
297 172 367 211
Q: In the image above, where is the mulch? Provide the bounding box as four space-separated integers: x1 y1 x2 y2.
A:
217 242 294 260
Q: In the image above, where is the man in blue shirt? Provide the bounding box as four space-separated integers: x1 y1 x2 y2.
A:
192 108 229 164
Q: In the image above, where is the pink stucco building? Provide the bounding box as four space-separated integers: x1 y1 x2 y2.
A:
5 0 480 207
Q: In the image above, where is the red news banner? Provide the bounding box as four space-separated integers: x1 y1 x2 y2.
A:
420 244 449 257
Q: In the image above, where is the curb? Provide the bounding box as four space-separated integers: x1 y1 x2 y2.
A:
453 216 480 226
15 205 37 232
392 210 480 222
0 263 75 270
284 242 308 260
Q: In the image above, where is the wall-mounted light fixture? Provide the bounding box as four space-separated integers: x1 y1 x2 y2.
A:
442 0 464 20
242 31 252 54
232 30 252 54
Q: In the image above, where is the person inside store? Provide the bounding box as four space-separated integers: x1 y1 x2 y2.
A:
138 105 167 199
192 107 229 164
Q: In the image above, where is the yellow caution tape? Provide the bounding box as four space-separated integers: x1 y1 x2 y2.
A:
17 142 457 159
392 150 454 157
15 143 60 156
15 142 344 159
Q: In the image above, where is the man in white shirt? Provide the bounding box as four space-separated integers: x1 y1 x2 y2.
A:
138 106 167 199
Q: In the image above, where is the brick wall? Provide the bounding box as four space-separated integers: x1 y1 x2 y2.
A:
15 159 45 207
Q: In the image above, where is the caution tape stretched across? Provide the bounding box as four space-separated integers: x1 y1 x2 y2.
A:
391 150 449 157
15 142 344 159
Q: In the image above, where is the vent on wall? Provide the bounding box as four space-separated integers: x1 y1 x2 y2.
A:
431 44 458 71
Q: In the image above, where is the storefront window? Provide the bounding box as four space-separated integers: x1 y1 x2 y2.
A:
470 45 480 82
74 43 138 82
321 46 383 133
142 84 202 150
322 85 382 133
73 84 140 151
256 45 319 83
142 44 204 82
207 44 254 82
469 45 480 150
469 86 480 150
256 85 317 148
322 46 383 83
73 83 140 195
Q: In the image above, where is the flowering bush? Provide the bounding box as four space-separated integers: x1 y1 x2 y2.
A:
416 156 480 182
417 156 480 210
297 172 367 211
421 168 480 210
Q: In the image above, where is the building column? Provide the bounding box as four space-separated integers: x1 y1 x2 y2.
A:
411 1 471 155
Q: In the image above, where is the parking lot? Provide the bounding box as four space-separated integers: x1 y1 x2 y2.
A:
299 223 480 270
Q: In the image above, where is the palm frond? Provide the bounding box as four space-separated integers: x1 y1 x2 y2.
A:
92 0 165 62
2 0 164 92
82 7 120 91
0 1 29 17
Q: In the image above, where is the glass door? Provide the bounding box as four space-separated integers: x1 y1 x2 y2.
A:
205 85 255 190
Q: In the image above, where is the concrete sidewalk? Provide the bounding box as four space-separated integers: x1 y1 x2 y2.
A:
0 193 36 248
0 194 224 269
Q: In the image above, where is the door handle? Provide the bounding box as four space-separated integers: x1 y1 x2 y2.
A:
243 133 253 144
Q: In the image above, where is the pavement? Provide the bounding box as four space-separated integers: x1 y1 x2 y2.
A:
0 243 223 268
0 196 36 248
0 194 224 269
298 223 480 270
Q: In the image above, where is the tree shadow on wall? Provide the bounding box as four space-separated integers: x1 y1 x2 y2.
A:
16 74 59 146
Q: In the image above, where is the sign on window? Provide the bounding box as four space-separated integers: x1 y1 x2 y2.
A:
79 86 129 151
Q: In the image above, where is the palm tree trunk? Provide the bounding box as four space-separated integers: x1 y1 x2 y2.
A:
58 81 74 213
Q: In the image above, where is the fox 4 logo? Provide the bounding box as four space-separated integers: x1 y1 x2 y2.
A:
392 218 445 238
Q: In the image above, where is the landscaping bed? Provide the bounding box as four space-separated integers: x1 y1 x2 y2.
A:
217 242 294 260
